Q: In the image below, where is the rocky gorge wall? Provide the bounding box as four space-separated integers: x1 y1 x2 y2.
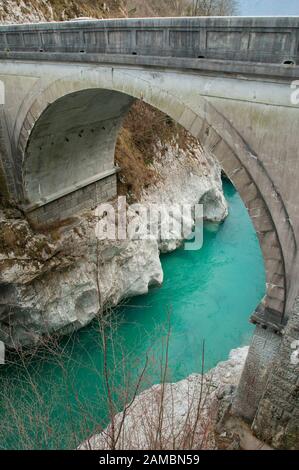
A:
0 138 227 348
0 2 228 348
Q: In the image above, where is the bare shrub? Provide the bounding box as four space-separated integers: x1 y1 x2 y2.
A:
191 0 238 16
0 302 214 450
126 0 238 18
80 314 216 451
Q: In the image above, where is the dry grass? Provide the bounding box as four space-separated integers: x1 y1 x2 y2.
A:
115 100 197 202
0 0 238 24
45 0 127 20
127 0 238 18
30 216 78 236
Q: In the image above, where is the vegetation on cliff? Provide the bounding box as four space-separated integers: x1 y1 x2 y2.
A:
0 0 238 23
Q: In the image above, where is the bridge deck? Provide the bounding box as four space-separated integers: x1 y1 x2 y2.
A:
0 17 298 71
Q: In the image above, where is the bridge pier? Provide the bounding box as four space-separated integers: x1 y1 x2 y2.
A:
233 324 282 422
233 298 299 449
252 298 299 449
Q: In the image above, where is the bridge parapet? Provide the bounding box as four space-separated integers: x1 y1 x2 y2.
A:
0 17 298 66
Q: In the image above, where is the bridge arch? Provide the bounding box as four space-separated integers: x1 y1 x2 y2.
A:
17 67 292 327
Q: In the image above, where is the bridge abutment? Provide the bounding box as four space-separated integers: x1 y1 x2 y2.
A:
233 298 299 449
233 324 282 422
25 172 118 226
252 298 299 449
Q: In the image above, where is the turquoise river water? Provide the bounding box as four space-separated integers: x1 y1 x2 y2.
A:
0 180 266 449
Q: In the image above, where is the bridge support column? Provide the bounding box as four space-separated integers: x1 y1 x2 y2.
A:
252 299 299 449
233 323 282 422
233 298 299 449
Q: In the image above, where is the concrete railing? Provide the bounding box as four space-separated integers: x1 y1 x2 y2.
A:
0 16 298 65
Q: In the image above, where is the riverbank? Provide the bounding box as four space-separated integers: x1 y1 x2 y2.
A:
79 346 247 450
80 345 273 451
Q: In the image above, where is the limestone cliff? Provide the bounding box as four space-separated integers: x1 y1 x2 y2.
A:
0 138 227 348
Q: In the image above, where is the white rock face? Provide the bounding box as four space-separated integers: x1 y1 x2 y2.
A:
80 347 248 450
141 144 228 253
0 0 54 24
143 144 227 220
0 144 227 348
0 228 163 347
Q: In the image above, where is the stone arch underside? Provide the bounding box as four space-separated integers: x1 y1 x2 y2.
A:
16 69 296 327
23 89 134 207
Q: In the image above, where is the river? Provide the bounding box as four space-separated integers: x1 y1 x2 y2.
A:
0 180 265 449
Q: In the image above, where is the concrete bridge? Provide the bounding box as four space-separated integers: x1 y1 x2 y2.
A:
0 16 298 446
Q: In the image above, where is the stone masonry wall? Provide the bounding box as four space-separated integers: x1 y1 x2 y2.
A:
26 173 117 225
252 298 299 449
233 325 282 423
